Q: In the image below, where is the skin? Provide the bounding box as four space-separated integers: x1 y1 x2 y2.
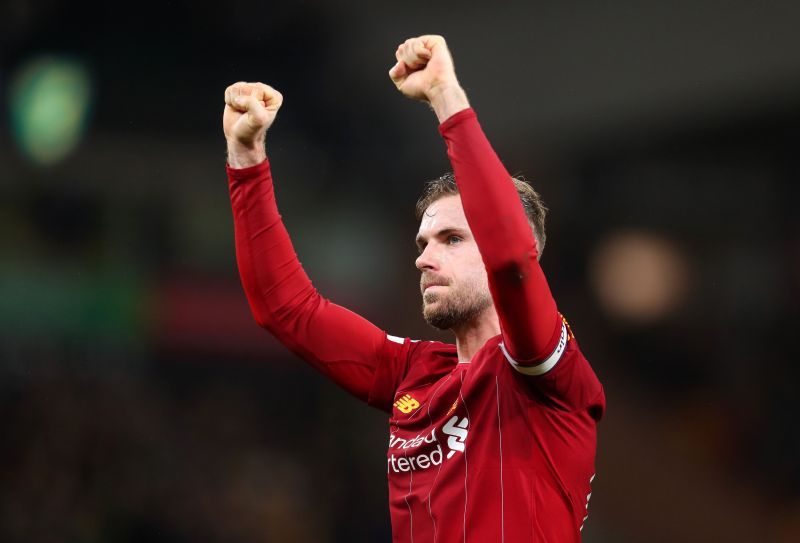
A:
225 35 499 362
416 195 501 362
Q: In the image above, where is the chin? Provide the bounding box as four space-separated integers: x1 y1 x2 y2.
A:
422 304 455 331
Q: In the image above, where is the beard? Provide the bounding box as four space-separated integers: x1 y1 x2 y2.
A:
421 279 493 331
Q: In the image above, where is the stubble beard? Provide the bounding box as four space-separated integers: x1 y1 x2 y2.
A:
422 282 493 331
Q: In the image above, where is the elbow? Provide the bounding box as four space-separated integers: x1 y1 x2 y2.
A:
248 286 320 332
248 304 275 331
249 306 296 350
486 246 537 282
478 222 540 277
251 312 270 330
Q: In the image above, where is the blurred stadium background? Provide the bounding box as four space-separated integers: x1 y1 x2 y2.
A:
2 1 799 541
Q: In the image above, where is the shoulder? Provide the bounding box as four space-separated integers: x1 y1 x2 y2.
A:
401 339 458 389
368 334 454 412
411 338 457 359
495 319 606 418
384 335 455 359
528 338 605 417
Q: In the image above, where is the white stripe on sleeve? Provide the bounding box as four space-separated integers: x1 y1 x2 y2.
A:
499 322 568 376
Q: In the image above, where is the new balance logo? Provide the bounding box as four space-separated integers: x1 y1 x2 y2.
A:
394 394 420 414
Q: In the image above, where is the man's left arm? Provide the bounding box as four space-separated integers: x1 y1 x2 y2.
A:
439 108 567 367
390 36 563 367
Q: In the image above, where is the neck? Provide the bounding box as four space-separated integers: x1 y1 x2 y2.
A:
452 305 501 363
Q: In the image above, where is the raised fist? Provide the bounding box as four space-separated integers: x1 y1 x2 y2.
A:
388 35 458 102
223 82 283 147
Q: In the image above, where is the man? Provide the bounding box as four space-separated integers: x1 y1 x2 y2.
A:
223 35 604 542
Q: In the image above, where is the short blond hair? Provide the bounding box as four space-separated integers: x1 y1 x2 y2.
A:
415 172 548 256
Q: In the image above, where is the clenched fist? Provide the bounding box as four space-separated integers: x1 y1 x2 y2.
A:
389 35 469 123
223 82 283 168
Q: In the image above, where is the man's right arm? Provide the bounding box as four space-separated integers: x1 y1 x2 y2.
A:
223 82 410 410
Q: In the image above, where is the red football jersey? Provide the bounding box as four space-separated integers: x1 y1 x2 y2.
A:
227 108 605 542
371 322 603 543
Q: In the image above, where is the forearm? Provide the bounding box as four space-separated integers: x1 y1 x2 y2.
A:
428 83 470 124
227 140 267 169
439 109 538 267
227 161 387 400
228 160 315 330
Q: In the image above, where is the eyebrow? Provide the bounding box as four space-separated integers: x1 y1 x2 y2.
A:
415 227 467 249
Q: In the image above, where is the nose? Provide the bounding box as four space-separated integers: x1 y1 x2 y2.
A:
415 243 439 272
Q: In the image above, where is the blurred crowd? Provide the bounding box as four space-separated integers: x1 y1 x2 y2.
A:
0 359 392 542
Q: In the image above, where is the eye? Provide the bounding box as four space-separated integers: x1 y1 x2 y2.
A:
447 235 462 245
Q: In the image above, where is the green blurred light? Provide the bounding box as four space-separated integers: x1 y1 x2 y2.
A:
9 56 92 166
0 266 147 344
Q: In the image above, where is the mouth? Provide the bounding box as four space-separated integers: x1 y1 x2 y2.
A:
423 284 446 292
421 285 450 303
421 281 449 294
421 274 450 295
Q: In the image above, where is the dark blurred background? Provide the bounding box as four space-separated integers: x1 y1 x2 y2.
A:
2 1 799 541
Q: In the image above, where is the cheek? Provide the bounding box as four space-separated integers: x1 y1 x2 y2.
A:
472 265 490 291
455 252 489 288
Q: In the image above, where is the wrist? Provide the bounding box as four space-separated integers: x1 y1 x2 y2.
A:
226 139 267 169
427 83 470 124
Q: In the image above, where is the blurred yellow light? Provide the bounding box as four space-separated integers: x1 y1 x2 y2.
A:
9 56 92 166
590 230 690 323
